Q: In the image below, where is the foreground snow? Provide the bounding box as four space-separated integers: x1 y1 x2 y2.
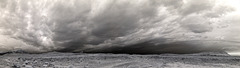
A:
0 52 240 68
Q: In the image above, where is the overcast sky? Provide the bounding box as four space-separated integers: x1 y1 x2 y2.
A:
0 0 240 55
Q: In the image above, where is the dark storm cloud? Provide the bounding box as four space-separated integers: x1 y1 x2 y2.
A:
0 0 240 55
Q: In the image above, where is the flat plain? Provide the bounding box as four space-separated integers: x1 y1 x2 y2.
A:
0 52 240 68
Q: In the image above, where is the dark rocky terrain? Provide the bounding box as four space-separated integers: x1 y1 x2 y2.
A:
0 52 240 68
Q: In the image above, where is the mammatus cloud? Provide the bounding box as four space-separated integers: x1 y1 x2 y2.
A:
0 0 240 55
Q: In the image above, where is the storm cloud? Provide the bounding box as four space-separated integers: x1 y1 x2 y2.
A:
0 0 240 55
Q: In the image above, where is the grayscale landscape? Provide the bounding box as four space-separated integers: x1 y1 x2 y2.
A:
0 52 240 68
1 0 240 68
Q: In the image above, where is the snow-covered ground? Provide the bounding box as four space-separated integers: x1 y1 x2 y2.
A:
0 52 240 68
